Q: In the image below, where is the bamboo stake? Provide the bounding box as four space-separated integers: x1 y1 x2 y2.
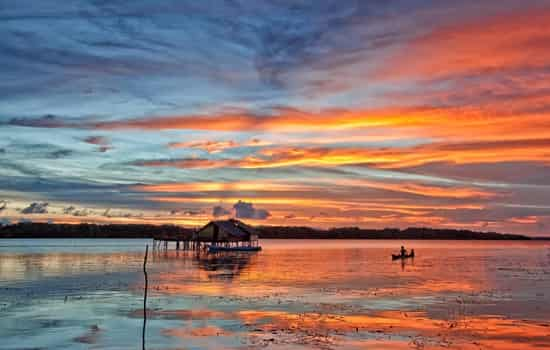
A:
142 244 148 350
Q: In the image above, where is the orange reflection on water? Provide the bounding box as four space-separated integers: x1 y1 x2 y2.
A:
151 246 486 302
154 307 550 349
245 310 550 349
3 240 549 350
162 325 230 337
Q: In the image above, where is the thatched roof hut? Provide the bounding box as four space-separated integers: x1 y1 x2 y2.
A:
195 219 257 243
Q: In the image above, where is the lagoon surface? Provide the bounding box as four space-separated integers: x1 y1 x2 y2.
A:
1 239 550 350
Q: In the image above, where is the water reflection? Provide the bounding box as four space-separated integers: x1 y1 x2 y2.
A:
397 256 414 271
151 249 258 281
137 306 550 350
195 252 257 281
0 251 144 283
1 239 550 350
151 244 491 300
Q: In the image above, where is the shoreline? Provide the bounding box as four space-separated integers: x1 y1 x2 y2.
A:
1 222 546 240
1 236 549 240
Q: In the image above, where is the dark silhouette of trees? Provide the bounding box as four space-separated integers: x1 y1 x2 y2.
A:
0 222 192 238
0 222 530 240
254 225 530 240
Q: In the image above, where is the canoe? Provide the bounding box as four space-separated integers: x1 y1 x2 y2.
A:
392 253 415 260
207 245 262 253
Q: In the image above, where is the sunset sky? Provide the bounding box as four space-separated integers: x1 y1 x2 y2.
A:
1 1 550 235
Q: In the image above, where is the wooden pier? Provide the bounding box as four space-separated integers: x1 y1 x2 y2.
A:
151 236 206 251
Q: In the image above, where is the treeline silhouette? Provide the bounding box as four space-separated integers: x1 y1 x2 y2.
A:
0 223 193 239
255 226 530 240
0 222 531 240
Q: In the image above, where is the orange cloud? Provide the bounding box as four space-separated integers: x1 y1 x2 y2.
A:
507 216 539 224
136 179 494 199
135 138 550 170
135 181 308 193
377 7 550 81
88 105 550 149
334 179 495 199
135 158 235 169
168 140 238 153
93 106 425 131
148 196 484 213
168 138 271 153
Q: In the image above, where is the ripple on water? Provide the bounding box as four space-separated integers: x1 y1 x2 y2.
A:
1 239 550 349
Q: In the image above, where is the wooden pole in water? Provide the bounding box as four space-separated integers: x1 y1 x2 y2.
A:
142 244 148 350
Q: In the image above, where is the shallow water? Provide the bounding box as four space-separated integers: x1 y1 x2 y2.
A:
1 239 549 349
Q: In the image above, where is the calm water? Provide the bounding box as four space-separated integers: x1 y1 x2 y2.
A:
1 239 549 350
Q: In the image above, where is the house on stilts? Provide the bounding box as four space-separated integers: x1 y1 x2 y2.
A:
196 219 260 251
153 219 261 252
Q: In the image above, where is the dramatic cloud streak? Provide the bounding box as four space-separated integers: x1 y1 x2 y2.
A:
137 180 494 200
10 105 550 147
134 139 550 170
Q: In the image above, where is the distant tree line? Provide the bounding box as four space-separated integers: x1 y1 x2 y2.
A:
0 223 193 239
0 222 532 240
254 226 531 240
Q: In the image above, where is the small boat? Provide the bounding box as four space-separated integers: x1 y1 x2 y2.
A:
207 245 262 253
392 252 415 260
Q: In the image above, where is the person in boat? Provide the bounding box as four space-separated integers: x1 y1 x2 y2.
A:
400 246 407 257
